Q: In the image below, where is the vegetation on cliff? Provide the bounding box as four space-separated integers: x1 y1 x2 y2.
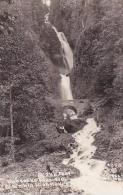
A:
0 0 71 163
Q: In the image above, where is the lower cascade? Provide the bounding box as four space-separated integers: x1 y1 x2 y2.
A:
63 118 123 195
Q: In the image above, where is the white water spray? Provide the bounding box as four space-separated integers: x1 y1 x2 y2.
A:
63 118 123 195
42 0 51 7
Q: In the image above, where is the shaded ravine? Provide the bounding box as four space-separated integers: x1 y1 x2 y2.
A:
45 11 123 195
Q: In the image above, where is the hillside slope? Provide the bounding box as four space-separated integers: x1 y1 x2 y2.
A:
0 0 72 162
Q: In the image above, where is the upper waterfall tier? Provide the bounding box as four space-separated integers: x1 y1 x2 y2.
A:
52 26 73 73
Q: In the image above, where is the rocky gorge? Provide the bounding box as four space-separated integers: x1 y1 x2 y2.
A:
0 0 123 194
50 0 123 172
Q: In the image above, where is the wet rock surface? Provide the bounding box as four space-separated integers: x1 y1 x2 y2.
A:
64 119 87 133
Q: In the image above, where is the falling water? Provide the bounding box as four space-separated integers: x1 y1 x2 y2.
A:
44 13 73 101
60 74 73 101
52 26 73 71
52 26 73 101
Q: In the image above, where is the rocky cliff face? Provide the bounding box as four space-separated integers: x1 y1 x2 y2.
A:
50 0 84 48
50 0 123 167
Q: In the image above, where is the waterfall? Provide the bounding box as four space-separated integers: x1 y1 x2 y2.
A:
60 74 73 101
52 26 73 101
44 13 73 102
44 12 123 195
52 26 73 72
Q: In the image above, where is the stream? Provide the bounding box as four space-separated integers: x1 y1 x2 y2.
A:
44 11 123 195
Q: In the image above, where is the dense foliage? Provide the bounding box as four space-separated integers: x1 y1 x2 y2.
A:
0 0 65 160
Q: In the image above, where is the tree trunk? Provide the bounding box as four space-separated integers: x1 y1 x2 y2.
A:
10 84 15 163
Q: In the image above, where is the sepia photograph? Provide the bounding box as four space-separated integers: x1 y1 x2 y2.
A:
0 0 123 194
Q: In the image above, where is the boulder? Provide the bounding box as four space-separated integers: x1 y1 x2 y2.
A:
64 118 87 133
